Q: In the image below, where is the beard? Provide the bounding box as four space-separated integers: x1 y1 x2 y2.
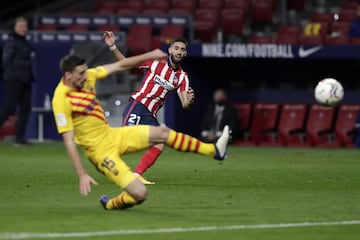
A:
170 55 182 65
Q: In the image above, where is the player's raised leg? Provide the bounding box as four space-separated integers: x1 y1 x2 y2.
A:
149 125 230 160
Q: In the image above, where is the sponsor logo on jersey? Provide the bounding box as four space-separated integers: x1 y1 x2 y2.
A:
154 75 176 91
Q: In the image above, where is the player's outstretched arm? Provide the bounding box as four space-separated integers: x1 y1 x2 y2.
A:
62 131 98 196
103 49 167 74
103 31 126 61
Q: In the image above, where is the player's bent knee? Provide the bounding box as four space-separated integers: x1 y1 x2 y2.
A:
134 186 147 202
158 126 170 141
126 178 148 202
149 126 170 143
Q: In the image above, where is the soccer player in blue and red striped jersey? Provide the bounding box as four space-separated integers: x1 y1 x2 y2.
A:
104 31 195 184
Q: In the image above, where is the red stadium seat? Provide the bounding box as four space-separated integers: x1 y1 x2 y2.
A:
116 9 142 15
247 35 274 43
144 0 171 12
300 104 336 147
194 8 220 42
96 0 120 10
198 0 224 9
318 104 360 148
195 8 221 28
251 0 274 24
171 0 197 13
126 24 153 56
276 103 308 146
36 24 58 31
299 34 324 45
221 9 246 36
337 9 357 22
324 34 350 45
287 0 306 10
96 24 120 32
237 103 279 145
331 21 351 35
278 25 303 36
275 32 300 44
142 8 168 15
310 12 334 25
225 0 251 12
230 102 253 143
335 104 360 147
252 103 280 145
194 21 217 42
168 8 194 16
350 37 360 44
66 24 90 32
152 24 185 48
0 115 16 140
341 0 359 9
96 8 116 14
118 0 145 12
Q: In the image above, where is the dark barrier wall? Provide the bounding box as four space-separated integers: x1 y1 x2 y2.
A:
166 57 360 138
1 42 360 140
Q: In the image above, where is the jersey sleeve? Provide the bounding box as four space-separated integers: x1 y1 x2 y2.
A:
177 72 190 94
138 60 152 69
52 91 73 134
87 66 109 81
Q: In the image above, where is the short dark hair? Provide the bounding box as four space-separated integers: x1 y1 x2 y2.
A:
169 37 188 48
59 54 86 74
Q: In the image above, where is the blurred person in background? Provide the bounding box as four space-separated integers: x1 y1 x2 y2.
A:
200 88 238 143
348 5 360 38
104 31 194 184
0 16 35 145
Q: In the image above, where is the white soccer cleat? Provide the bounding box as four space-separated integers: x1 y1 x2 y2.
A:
134 173 155 185
214 125 230 160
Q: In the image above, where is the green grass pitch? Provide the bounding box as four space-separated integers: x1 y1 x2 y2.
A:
0 142 359 240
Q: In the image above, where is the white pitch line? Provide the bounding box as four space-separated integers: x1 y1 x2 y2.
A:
1 220 360 239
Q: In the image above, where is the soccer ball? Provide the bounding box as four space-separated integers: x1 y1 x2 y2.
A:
314 78 344 107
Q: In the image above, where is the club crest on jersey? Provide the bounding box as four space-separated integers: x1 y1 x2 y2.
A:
154 75 176 91
173 75 179 85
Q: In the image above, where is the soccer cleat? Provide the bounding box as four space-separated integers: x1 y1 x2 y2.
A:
99 195 110 210
137 175 155 185
214 125 230 160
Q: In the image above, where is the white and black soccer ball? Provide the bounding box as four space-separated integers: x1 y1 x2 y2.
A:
314 78 344 107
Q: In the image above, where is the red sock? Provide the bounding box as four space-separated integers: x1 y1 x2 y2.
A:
134 146 162 175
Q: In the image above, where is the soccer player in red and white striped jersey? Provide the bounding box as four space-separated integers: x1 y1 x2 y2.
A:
104 31 195 184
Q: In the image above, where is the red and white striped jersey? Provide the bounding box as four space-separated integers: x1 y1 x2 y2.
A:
130 59 190 116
